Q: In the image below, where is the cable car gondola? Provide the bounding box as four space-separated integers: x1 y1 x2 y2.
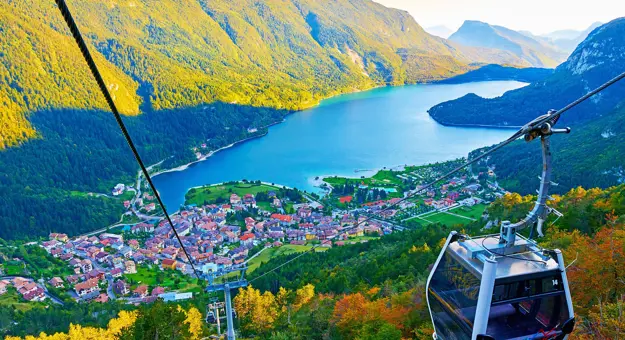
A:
426 112 575 340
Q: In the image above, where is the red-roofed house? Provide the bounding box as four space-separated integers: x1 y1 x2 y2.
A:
161 258 177 270
240 233 255 246
48 277 64 288
270 214 293 224
110 268 123 278
95 293 109 303
75 278 99 296
152 286 166 296
133 285 148 298
339 196 353 204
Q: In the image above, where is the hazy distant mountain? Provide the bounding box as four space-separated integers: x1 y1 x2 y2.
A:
541 22 603 53
542 29 584 41
425 25 454 39
449 20 568 67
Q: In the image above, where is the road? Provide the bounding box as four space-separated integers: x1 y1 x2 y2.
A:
90 261 118 301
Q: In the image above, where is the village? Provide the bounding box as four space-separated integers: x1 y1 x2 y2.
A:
0 159 507 309
322 159 507 227
1 183 395 307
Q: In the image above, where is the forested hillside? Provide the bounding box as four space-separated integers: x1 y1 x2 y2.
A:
470 100 625 195
0 103 286 240
429 18 625 127
0 1 141 149
437 64 553 84
1 0 522 150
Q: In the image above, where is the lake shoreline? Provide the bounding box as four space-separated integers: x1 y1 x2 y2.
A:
427 116 523 130
150 120 286 178
149 80 521 181
150 81 526 209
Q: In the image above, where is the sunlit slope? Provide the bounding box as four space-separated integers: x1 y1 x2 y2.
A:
2 0 527 149
0 2 140 149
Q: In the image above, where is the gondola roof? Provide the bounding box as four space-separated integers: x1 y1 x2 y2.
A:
447 235 560 280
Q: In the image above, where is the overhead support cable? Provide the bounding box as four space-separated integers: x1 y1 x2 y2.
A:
53 0 201 280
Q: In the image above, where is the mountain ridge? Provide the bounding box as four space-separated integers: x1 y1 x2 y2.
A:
449 20 568 67
430 18 625 194
0 0 525 150
429 18 625 127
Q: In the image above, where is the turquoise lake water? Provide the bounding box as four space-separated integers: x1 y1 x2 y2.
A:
153 81 527 209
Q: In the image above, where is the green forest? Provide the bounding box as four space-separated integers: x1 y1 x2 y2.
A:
437 64 553 84
468 98 625 195
0 102 285 240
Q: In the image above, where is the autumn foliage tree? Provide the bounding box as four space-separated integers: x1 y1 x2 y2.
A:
234 285 280 335
331 286 430 339
4 310 137 340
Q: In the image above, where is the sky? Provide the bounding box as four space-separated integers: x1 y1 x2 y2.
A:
373 0 625 35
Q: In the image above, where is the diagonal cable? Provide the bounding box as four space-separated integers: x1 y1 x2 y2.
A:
249 71 625 283
53 0 201 280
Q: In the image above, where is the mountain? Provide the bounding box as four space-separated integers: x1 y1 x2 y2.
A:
429 18 625 126
430 18 625 194
449 20 568 67
437 64 553 84
0 0 524 151
543 28 586 41
425 25 454 39
541 22 603 53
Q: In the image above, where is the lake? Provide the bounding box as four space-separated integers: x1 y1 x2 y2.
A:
153 81 527 209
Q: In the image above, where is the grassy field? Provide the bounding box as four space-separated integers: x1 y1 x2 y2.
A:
449 204 487 220
414 204 485 227
3 262 24 276
423 213 471 226
324 171 401 189
124 265 198 292
344 236 379 244
185 182 278 206
371 170 404 186
121 214 142 224
256 201 275 213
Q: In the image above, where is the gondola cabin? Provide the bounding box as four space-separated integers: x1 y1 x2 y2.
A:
426 231 575 340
